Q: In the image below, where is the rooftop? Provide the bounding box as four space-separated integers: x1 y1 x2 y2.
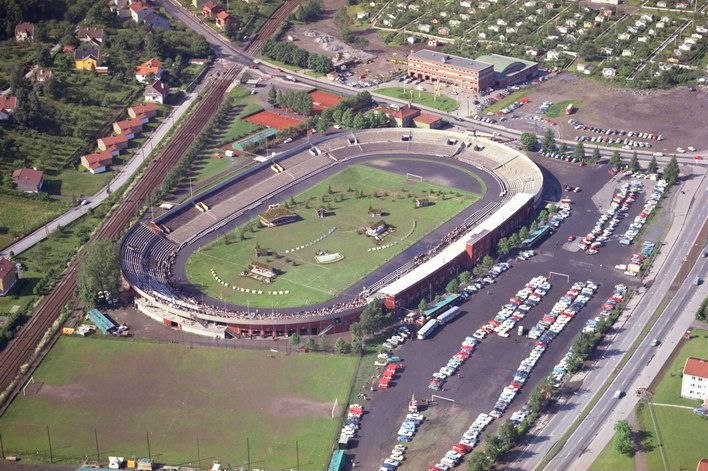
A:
12 168 43 187
684 357 708 378
475 53 537 77
409 49 494 72
414 113 442 124
0 258 16 279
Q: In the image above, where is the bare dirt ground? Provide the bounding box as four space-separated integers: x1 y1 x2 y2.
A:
285 0 426 79
524 74 708 153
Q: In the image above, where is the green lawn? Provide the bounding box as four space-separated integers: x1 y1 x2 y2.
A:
589 435 635 471
187 163 481 308
0 336 357 469
260 56 302 71
483 90 528 114
545 100 582 118
590 329 708 471
48 168 114 197
376 87 459 112
0 195 67 250
651 328 708 406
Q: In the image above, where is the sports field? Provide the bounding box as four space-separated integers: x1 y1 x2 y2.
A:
186 164 482 308
0 337 358 469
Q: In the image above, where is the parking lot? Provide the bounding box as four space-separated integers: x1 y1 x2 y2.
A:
346 158 661 470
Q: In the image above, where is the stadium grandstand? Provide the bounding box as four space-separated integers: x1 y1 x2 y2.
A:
120 129 543 337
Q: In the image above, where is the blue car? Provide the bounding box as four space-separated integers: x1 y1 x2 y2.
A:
397 435 412 442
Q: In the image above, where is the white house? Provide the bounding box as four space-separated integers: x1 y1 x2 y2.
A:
681 357 708 400
602 67 616 78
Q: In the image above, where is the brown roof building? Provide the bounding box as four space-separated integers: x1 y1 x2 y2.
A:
144 80 168 104
0 258 18 296
202 1 224 17
12 168 44 193
97 134 130 151
374 104 421 127
128 102 159 119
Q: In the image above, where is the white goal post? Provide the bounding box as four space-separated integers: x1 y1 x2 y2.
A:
406 173 423 183
22 376 34 396
549 271 570 283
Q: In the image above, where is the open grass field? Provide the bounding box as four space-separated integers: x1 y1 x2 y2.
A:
187 164 481 308
483 90 528 114
0 195 67 250
590 329 708 471
0 336 358 469
545 100 582 118
376 87 459 112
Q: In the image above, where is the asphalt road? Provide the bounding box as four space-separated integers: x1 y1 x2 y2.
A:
348 158 661 469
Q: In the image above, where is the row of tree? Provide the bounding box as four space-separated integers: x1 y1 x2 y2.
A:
267 87 313 116
312 91 392 131
262 38 334 74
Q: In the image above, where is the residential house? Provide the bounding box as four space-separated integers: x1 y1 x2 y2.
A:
356 11 369 20
144 80 168 104
128 102 159 119
111 0 131 17
0 258 18 297
130 1 152 23
135 58 163 83
14 22 35 42
215 10 236 30
76 27 104 46
545 50 560 61
12 168 44 193
202 1 224 18
97 134 130 151
113 116 148 134
438 27 450 36
81 149 116 174
30 68 53 83
74 48 102 70
602 67 616 78
0 96 18 121
681 357 708 400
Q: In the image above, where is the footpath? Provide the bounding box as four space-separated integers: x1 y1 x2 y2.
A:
0 81 208 258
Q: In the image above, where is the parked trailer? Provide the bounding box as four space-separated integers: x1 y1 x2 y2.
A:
437 306 462 325
417 318 441 340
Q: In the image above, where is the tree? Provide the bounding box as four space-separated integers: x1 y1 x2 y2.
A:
294 0 323 22
497 237 510 255
497 420 519 447
629 151 640 172
663 155 679 185
78 240 120 308
696 297 708 322
351 112 366 130
334 337 350 354
648 155 658 174
304 336 315 352
466 450 493 471
318 334 328 352
613 420 634 456
610 150 622 169
459 271 471 285
520 132 538 151
518 226 529 242
446 279 459 293
289 333 300 346
418 298 428 312
591 147 601 163
539 209 549 222
481 255 494 269
541 128 556 152
573 142 586 161
266 86 277 105
508 233 520 248
559 142 568 155
349 321 363 342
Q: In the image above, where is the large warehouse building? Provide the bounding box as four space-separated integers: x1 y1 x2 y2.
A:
407 50 538 93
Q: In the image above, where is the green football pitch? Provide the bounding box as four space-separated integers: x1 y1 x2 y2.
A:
186 163 483 308
0 337 358 469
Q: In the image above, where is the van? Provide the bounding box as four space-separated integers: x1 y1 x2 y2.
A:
517 325 524 336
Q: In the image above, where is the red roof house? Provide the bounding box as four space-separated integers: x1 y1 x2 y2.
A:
202 1 224 17
81 149 116 174
215 10 236 29
97 134 130 151
12 168 44 193
113 116 148 134
135 58 163 83
128 102 159 119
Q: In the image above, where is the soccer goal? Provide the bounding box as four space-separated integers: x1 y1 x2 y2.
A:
406 173 423 183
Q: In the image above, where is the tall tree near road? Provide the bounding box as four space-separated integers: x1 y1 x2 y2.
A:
541 128 556 152
648 155 658 174
663 155 679 185
78 240 120 308
629 151 640 172
573 142 586 161
520 132 538 151
610 150 622 169
612 420 634 456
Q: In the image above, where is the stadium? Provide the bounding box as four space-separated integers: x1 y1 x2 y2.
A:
120 128 544 338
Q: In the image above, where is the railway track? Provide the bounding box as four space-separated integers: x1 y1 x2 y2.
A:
246 0 301 56
0 66 241 403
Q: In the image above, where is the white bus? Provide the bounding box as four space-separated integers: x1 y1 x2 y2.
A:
437 306 461 325
417 318 440 340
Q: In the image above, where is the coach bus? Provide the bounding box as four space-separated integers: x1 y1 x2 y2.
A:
417 318 441 340
418 293 461 325
437 306 462 325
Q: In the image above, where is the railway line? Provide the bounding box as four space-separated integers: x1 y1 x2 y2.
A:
0 66 241 405
246 0 301 55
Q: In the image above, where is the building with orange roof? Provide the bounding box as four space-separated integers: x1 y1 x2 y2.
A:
374 104 421 127
81 149 116 174
128 102 159 119
135 58 163 83
97 134 130 151
682 357 708 400
413 113 443 129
